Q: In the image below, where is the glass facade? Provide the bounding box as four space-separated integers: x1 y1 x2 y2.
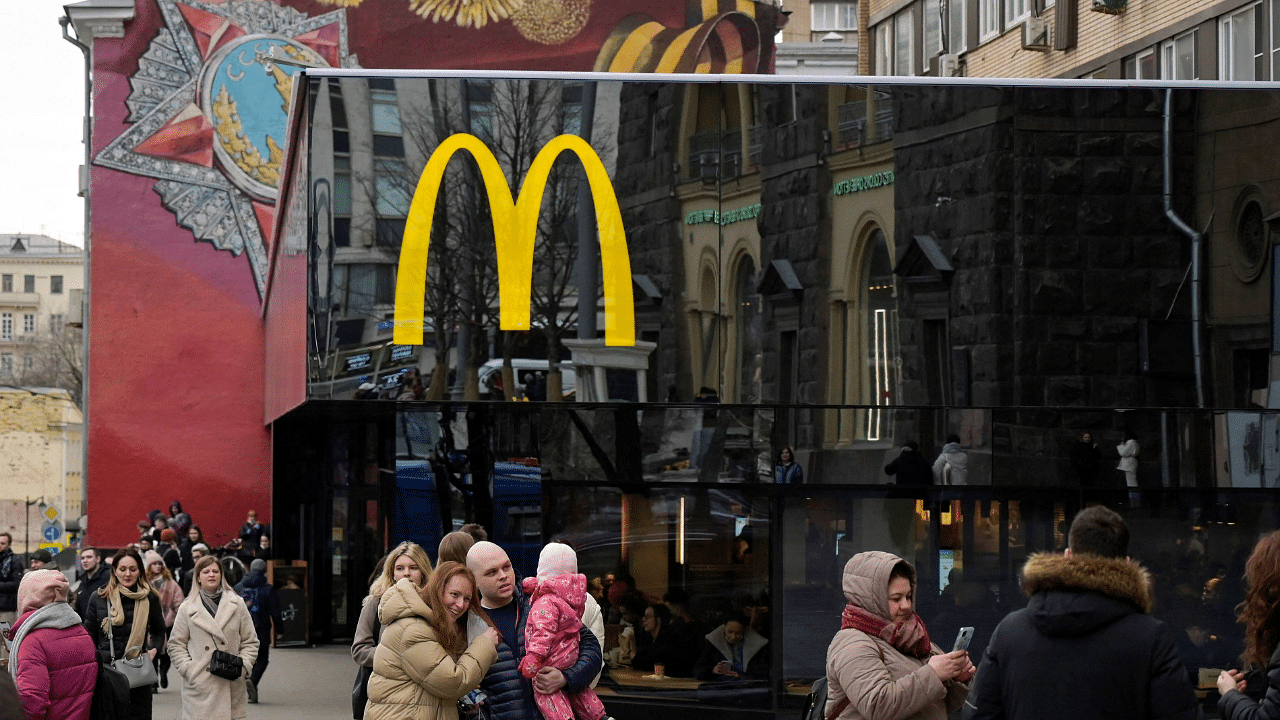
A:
264 74 1280 717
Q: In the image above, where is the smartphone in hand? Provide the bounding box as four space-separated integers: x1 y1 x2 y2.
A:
953 626 974 652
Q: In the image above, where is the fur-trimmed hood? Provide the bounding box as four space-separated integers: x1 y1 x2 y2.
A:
1021 553 1153 638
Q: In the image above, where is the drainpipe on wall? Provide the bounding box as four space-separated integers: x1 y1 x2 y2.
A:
61 14 92 522
1163 89 1205 409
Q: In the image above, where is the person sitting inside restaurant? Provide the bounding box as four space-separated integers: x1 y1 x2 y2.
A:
630 603 696 677
694 614 768 682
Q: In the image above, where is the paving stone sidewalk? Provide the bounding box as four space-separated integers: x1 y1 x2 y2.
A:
153 644 355 720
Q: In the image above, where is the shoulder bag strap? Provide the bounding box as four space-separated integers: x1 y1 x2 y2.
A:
827 697 851 720
107 618 116 662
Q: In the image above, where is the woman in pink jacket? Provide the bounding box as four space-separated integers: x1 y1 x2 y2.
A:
7 569 97 720
146 549 185 690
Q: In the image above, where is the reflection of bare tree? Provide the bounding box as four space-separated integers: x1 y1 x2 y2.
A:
4 328 83 405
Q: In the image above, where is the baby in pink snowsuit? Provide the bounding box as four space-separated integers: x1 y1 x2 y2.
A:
518 544 607 720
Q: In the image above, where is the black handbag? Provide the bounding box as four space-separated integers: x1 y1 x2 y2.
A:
352 663 374 719
208 649 244 680
89 659 131 720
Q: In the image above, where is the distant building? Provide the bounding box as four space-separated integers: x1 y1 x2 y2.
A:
0 387 84 554
0 235 83 400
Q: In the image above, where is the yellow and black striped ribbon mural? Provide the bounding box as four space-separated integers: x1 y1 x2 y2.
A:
594 0 769 74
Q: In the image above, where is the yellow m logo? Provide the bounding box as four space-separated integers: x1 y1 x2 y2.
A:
393 133 635 347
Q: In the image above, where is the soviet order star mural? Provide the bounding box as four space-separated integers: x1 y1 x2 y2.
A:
96 0 351 295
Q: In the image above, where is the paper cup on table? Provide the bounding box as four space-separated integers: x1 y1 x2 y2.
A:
654 663 666 678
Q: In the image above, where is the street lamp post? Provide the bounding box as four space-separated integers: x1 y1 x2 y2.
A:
25 496 47 556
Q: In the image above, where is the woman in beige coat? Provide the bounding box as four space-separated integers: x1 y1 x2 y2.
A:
167 556 259 720
825 551 973 720
365 561 501 720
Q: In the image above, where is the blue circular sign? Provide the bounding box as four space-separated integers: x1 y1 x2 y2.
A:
42 524 62 542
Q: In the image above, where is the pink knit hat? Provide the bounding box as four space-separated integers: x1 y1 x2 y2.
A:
18 569 70 615
536 543 578 581
143 550 164 571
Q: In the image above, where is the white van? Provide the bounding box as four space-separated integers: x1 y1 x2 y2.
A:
477 358 576 399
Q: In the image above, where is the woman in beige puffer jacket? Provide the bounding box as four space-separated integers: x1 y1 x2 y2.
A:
365 564 500 720
825 551 973 720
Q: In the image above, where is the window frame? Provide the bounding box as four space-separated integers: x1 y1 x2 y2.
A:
893 8 915 76
50 275 63 294
22 314 34 335
812 1 859 31
924 0 944 65
1004 0 1031 30
1161 30 1197 79
1 313 11 341
980 0 1001 42
874 21 893 75
1220 2 1262 81
947 0 969 54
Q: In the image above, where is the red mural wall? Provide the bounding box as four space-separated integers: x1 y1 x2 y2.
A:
86 0 777 547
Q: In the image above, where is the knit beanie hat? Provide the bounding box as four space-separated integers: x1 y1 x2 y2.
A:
250 559 267 573
18 569 70 614
160 528 177 543
191 543 210 554
536 543 578 582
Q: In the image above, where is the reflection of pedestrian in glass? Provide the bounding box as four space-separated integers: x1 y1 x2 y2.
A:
933 434 969 485
1070 432 1103 486
884 441 932 486
1117 431 1140 507
774 447 803 484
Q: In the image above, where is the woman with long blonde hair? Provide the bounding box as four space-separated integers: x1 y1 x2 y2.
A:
168 555 259 720
144 550 184 691
351 542 433 719
82 547 167 720
1218 530 1280 718
364 562 500 720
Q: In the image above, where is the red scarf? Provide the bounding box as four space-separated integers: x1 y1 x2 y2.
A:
841 603 933 658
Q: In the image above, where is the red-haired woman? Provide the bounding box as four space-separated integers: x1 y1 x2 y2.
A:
365 561 501 720
1219 530 1280 719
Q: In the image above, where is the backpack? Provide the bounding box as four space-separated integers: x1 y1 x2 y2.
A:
804 676 850 720
238 585 261 615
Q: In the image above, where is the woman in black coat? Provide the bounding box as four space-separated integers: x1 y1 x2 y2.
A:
84 547 167 720
1218 529 1280 719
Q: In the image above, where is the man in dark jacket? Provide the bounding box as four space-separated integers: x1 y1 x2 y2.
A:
0 532 25 623
234 558 282 704
72 548 109 620
964 506 1198 720
466 541 603 720
883 441 933 486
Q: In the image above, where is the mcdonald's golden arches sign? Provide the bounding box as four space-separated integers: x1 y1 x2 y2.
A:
394 133 635 348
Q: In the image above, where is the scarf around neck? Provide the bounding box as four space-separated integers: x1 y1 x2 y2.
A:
841 603 933 658
101 583 151 660
9 603 82 678
200 588 222 618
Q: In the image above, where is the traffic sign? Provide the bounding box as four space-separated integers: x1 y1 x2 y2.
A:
43 504 59 522
41 520 63 542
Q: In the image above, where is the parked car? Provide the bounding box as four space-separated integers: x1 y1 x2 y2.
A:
478 358 576 399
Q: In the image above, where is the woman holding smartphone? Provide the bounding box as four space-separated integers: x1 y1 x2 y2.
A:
824 551 973 720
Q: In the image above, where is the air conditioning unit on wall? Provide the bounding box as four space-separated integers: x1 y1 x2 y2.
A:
929 53 961 77
1021 16 1051 51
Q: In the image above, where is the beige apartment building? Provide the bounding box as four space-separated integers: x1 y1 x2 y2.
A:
0 234 83 394
778 0 1269 79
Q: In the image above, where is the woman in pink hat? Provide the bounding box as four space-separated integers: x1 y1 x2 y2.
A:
7 569 96 720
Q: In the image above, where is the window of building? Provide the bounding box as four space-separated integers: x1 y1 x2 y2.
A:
369 83 402 136
894 9 915 75
1 314 11 341
0 354 11 375
375 159 410 248
468 81 494 143
23 275 34 293
561 83 583 136
924 0 944 65
330 81 352 248
1162 31 1197 79
1005 0 1031 28
1272 0 1280 79
50 275 62 294
948 0 968 53
1 275 10 292
1220 2 1262 81
980 0 1001 40
874 22 893 75
732 255 761 404
1123 47 1159 78
50 314 63 332
813 1 858 30
22 356 32 372
22 314 34 335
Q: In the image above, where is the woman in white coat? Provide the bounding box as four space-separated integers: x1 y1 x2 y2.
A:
167 555 259 720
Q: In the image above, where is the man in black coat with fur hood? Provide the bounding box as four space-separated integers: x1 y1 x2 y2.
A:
964 505 1199 720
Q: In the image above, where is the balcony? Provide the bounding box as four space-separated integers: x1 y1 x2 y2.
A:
0 292 40 308
835 100 894 148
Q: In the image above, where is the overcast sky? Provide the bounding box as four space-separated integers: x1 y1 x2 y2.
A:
2 0 89 247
